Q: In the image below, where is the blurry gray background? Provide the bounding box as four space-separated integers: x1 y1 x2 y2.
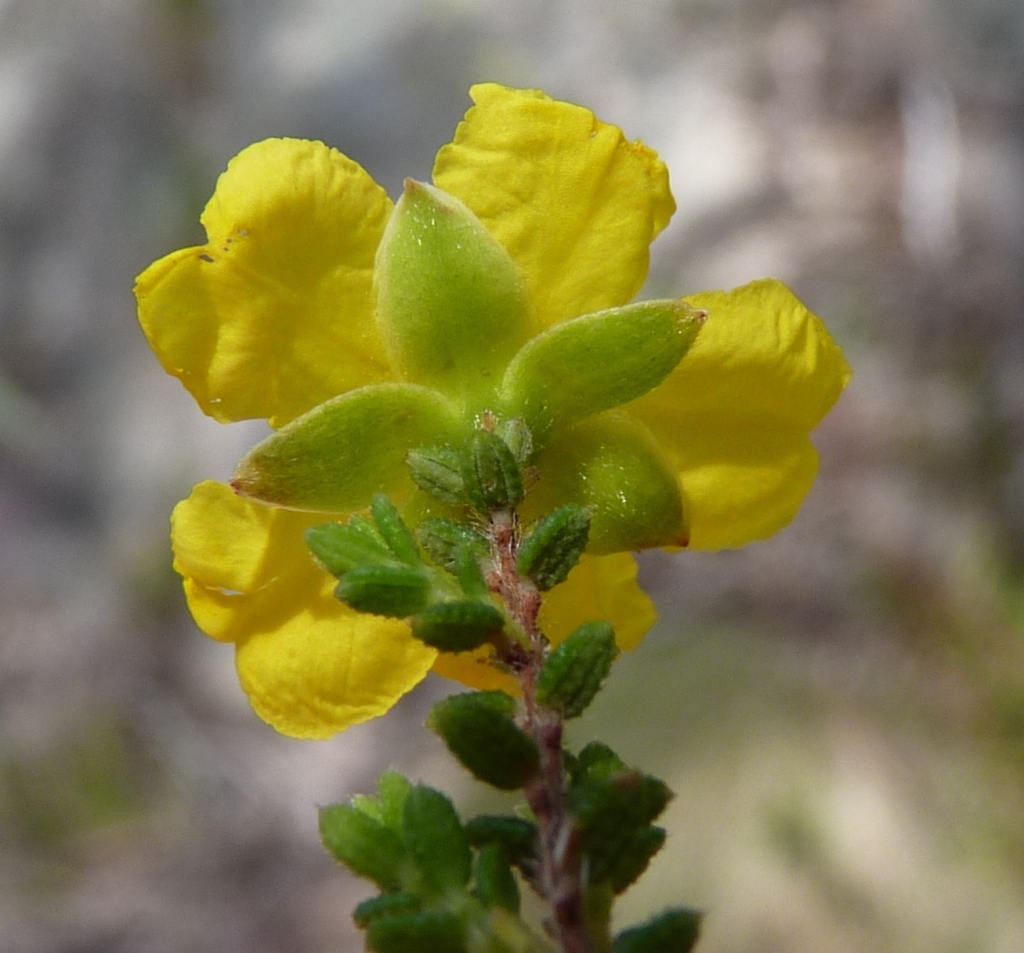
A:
3 0 1024 951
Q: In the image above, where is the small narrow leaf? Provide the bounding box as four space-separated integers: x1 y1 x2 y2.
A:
416 518 489 573
612 909 702 953
370 493 422 566
335 565 431 618
474 843 520 913
366 911 468 953
428 692 540 790
535 620 618 718
306 518 395 577
319 804 410 890
461 430 524 512
411 600 506 653
516 504 591 591
407 445 468 505
402 784 472 892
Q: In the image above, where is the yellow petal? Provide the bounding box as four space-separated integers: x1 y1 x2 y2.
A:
431 646 519 695
433 84 675 330
171 481 436 736
539 552 656 652
136 139 394 427
628 279 851 550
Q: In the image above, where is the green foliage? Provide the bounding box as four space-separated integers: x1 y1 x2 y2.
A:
411 600 505 652
319 803 411 891
474 843 521 913
402 784 472 892
428 691 540 790
415 517 488 572
516 504 591 590
462 429 525 511
335 564 432 618
407 445 469 505
612 909 702 953
366 911 468 953
536 621 618 718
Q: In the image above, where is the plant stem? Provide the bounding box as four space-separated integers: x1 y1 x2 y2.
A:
488 509 591 953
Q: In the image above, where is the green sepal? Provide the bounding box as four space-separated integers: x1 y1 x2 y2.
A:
366 911 468 953
353 893 421 929
474 843 520 913
306 516 395 577
407 445 468 506
516 504 591 591
335 565 432 618
612 909 702 953
500 299 705 443
529 413 687 553
319 803 411 891
464 815 538 865
232 382 462 510
370 493 423 566
462 429 524 512
416 518 489 573
411 600 506 653
535 620 618 719
401 784 472 892
428 692 540 790
374 179 530 407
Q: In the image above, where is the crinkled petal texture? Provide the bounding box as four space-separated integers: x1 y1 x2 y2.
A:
430 552 656 693
136 139 394 427
628 279 851 550
172 482 437 738
433 83 675 330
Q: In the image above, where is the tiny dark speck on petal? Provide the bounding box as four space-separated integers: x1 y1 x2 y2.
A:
199 253 215 263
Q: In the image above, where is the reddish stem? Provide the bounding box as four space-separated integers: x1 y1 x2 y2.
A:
487 508 591 953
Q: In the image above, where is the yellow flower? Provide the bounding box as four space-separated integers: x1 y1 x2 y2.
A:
136 84 850 738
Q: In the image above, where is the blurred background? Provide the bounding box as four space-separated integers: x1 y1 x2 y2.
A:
2 0 1024 950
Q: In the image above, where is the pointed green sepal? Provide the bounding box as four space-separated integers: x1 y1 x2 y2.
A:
411 600 506 653
500 299 705 443
407 445 468 505
612 909 703 953
402 784 472 892
353 893 421 929
375 179 530 406
335 565 431 618
416 518 489 573
306 516 395 577
475 843 520 913
535 620 618 719
462 429 524 512
232 383 462 511
366 911 468 953
530 413 687 553
319 803 411 891
516 504 591 591
427 692 540 790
